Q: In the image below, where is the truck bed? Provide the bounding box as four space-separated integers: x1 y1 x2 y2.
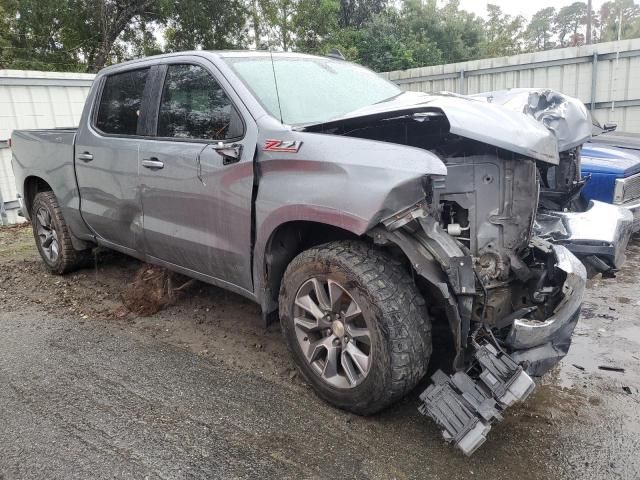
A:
10 127 83 235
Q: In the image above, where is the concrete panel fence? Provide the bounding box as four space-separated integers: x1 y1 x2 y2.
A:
381 38 640 134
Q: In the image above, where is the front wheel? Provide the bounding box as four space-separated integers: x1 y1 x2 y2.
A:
279 241 432 415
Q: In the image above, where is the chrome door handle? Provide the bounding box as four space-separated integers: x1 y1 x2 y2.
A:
77 152 93 162
142 158 164 169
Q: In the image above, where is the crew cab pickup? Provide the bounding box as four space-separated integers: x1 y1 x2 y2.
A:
10 52 633 455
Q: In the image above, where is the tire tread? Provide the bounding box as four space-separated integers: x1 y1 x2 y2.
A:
279 240 432 414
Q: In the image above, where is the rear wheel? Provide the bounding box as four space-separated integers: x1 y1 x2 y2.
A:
279 240 432 415
31 191 89 274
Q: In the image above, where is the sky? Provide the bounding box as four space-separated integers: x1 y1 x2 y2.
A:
456 0 609 20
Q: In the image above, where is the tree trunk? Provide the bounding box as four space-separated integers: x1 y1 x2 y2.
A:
252 0 261 49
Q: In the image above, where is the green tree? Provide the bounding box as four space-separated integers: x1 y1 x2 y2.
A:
599 0 640 42
0 4 14 68
294 0 340 52
338 0 387 28
480 4 524 57
1 0 171 71
401 0 483 65
555 2 587 47
259 0 296 50
524 7 556 50
68 0 170 71
0 0 80 71
163 0 246 52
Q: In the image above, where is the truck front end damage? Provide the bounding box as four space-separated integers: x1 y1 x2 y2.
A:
377 192 586 455
474 88 635 276
302 89 631 454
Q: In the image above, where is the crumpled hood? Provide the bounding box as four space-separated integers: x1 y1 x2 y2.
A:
303 91 560 164
471 88 592 152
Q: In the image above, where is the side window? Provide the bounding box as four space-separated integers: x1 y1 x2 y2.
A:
157 64 241 140
95 68 150 135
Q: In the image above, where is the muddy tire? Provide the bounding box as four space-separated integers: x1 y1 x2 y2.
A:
279 240 432 415
31 191 89 275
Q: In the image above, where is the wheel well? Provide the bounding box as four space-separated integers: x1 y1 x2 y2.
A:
263 221 456 370
24 176 52 217
263 221 359 313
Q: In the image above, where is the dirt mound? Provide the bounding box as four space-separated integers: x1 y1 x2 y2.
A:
121 264 195 316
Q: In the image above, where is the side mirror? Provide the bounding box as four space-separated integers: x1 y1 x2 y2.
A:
213 142 243 165
603 122 618 133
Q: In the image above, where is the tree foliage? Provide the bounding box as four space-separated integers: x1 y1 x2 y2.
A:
163 0 246 52
599 0 640 42
480 4 525 57
524 7 556 50
2 0 640 73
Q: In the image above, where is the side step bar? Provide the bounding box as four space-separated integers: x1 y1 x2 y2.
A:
418 343 535 456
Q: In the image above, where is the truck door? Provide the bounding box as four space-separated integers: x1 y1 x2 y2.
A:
75 67 154 254
138 61 257 292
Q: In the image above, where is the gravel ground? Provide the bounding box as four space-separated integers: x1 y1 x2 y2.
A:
0 224 639 479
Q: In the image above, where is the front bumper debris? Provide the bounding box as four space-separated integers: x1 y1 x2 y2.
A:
506 244 586 376
419 243 586 455
419 341 535 456
536 200 634 275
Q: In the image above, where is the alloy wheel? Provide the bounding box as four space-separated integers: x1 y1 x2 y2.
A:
35 207 59 263
293 277 372 389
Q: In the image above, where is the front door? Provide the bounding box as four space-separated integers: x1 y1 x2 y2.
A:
138 61 257 292
75 67 152 253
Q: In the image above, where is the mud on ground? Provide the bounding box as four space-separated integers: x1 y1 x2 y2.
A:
0 223 292 380
1 223 639 479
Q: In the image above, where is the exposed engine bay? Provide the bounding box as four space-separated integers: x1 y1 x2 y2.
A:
307 105 587 364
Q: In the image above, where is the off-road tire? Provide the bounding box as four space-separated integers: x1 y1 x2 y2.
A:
31 191 89 275
279 240 432 415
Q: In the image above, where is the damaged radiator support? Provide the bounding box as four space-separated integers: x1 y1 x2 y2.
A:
418 340 535 456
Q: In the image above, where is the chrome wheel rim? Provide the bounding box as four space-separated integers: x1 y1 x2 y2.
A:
35 207 59 263
293 277 372 389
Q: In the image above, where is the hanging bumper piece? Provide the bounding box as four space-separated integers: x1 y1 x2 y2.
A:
418 340 535 456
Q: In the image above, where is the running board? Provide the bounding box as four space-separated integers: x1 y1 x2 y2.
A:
418 343 535 456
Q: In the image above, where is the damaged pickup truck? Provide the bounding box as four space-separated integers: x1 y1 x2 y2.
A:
10 52 634 455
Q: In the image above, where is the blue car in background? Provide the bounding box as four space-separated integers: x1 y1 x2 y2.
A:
581 129 640 231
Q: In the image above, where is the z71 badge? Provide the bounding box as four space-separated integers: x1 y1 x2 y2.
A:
263 139 302 153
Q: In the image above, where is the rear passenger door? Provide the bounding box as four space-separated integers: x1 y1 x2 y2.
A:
138 60 257 292
75 67 154 254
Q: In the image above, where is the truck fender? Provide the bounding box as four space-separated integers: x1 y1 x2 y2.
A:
252 133 448 318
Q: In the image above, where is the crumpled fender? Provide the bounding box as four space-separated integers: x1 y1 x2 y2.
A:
252 130 447 306
255 131 447 238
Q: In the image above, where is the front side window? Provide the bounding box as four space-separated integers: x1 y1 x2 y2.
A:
96 68 150 135
157 64 239 140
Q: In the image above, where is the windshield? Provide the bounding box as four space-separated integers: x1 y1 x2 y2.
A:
224 56 401 125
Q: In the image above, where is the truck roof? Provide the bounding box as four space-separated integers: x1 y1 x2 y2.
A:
97 50 328 75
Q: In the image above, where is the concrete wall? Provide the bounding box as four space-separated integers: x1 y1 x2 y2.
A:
0 70 94 224
381 38 640 134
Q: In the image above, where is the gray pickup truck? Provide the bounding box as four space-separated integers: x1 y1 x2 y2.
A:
10 51 634 455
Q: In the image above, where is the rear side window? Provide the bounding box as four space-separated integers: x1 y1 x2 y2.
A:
95 68 150 135
157 64 241 140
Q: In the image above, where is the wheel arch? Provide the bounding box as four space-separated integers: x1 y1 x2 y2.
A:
23 176 53 220
255 219 361 319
